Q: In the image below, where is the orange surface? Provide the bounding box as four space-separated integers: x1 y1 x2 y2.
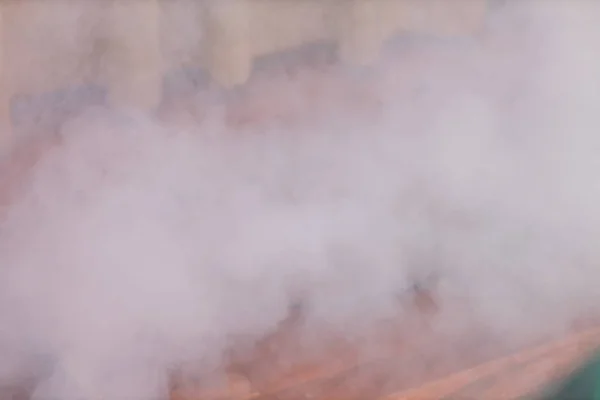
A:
387 327 600 400
168 320 600 400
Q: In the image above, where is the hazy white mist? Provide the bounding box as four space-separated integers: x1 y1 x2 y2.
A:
1 1 600 399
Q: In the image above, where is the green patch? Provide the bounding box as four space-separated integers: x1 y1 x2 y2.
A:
536 349 600 400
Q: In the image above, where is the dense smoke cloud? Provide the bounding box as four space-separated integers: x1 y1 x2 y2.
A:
1 1 600 399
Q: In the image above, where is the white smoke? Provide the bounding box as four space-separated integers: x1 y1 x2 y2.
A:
1 1 600 399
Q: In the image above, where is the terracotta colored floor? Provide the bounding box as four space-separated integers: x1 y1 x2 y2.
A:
169 289 446 400
166 310 600 400
387 327 600 400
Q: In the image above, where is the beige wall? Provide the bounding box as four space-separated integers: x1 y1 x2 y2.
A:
0 0 487 144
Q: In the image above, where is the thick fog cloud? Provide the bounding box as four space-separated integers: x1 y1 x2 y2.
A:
1 1 600 399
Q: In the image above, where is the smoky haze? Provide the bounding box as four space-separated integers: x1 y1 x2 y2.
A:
1 1 600 399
